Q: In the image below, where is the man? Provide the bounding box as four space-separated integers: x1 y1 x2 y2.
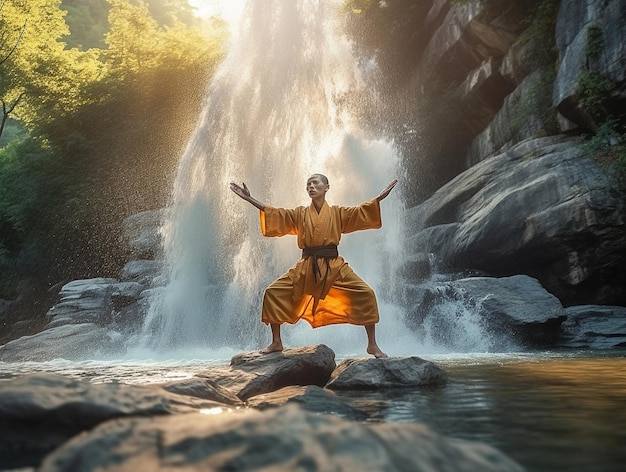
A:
230 174 397 358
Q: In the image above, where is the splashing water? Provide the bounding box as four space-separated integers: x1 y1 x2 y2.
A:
136 0 414 358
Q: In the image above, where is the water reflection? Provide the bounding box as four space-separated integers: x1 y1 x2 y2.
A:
339 353 626 472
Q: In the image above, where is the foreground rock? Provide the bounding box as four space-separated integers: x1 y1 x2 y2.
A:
0 374 233 469
408 275 567 349
0 323 124 362
199 344 336 400
326 357 447 390
39 405 524 472
557 305 626 349
247 385 367 420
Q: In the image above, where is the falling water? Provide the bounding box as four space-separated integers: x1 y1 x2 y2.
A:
137 0 412 357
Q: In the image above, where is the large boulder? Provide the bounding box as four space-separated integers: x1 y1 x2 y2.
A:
0 323 124 362
198 345 336 401
0 373 233 469
408 275 567 350
557 305 626 349
326 357 447 390
45 278 117 328
406 136 626 306
38 405 524 472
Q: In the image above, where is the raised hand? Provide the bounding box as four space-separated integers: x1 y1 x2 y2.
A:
230 181 266 210
376 179 398 202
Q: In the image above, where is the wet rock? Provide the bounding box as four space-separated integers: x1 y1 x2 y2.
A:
157 377 244 406
46 278 117 328
411 275 567 349
407 136 626 306
0 373 233 469
120 259 163 285
122 209 163 260
38 404 524 472
326 357 447 391
557 305 626 349
0 323 124 362
246 385 367 420
199 344 336 401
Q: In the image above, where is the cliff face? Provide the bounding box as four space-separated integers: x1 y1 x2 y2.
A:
355 0 626 305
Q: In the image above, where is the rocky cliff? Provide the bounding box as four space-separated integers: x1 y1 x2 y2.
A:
352 0 625 306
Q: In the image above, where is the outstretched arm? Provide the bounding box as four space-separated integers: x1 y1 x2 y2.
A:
376 179 398 202
230 182 266 211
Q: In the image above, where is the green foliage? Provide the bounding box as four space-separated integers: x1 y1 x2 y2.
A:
62 0 110 49
585 24 603 58
0 0 227 296
578 71 613 123
514 0 560 70
581 120 626 193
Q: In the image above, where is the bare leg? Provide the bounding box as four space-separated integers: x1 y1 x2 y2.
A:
365 324 388 358
260 323 284 354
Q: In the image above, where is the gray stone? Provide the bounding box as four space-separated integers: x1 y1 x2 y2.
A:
0 373 232 469
418 275 568 348
122 209 163 259
120 259 163 284
38 405 524 472
466 71 555 166
247 385 367 420
46 278 117 328
557 305 626 349
199 344 336 401
0 323 124 362
157 377 243 406
407 136 626 306
553 0 626 130
326 357 448 391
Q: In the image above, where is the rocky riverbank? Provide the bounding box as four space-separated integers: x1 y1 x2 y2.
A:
0 345 526 471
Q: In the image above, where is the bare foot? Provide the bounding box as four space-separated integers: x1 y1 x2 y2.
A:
260 341 283 354
367 345 388 359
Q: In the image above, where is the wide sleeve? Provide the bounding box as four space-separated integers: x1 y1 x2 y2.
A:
338 198 382 234
260 206 299 237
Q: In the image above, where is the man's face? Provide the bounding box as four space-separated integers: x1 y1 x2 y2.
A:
306 175 329 198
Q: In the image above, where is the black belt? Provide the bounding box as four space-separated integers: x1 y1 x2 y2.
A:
302 245 338 283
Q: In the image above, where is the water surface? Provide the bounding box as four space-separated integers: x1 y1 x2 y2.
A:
1 351 624 472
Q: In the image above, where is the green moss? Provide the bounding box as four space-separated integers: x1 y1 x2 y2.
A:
581 120 626 193
578 71 613 122
585 24 604 58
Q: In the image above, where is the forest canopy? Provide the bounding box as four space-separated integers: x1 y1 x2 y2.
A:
0 0 227 298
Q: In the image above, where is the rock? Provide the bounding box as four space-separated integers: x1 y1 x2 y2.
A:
0 323 124 362
466 70 556 166
557 305 626 349
553 0 626 130
46 278 117 328
120 259 163 285
0 373 233 469
410 275 567 349
407 136 626 306
38 405 524 472
157 377 244 406
246 385 367 420
121 209 163 259
199 345 336 401
326 357 448 390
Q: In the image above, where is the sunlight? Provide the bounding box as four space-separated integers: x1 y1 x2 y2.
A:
188 0 246 26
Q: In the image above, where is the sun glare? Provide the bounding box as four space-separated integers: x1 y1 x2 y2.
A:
189 0 246 26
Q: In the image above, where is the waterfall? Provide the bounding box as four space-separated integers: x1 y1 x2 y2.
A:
137 0 414 358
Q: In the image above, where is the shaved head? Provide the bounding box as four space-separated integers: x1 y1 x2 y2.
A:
308 173 329 185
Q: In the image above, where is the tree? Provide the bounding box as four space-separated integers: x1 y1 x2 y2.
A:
0 0 102 140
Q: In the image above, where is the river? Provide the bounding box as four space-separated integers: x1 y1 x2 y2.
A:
2 350 624 472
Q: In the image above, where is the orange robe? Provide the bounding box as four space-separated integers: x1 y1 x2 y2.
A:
260 198 382 328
